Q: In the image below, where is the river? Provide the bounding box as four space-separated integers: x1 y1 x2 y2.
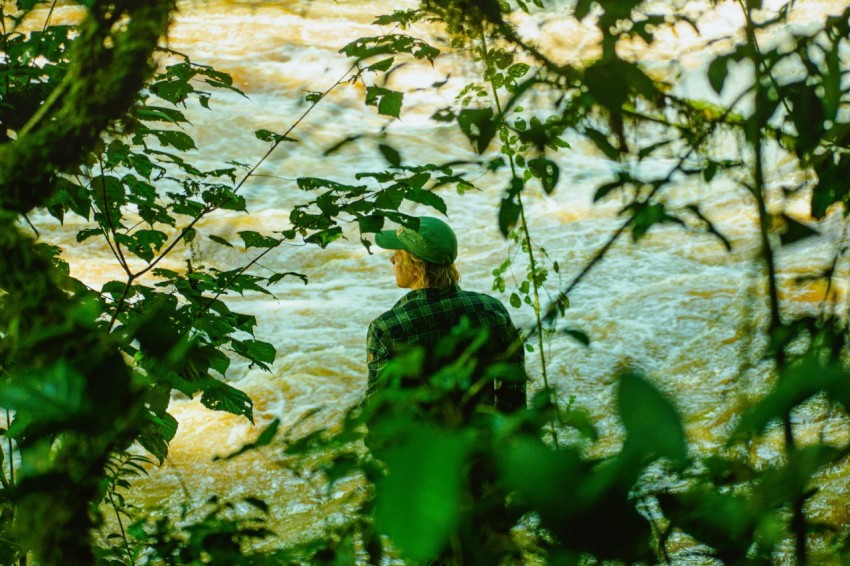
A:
21 0 850 560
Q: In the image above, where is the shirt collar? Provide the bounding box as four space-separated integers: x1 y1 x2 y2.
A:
396 284 460 306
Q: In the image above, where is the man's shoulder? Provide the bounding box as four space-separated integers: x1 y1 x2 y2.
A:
370 305 400 328
370 288 508 326
369 292 416 329
454 288 508 310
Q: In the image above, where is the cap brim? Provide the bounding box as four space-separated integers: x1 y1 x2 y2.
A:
374 230 405 250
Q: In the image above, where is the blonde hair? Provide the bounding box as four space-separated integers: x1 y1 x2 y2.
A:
395 249 460 290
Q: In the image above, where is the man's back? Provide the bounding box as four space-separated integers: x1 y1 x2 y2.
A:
367 285 526 411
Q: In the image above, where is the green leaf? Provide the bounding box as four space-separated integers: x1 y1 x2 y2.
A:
268 271 308 285
317 192 340 216
102 280 131 301
255 129 297 144
150 129 196 151
563 328 590 346
209 235 233 247
200 379 254 422
17 0 43 10
735 352 845 437
340 34 439 63
788 83 825 156
305 227 344 248
703 161 719 182
136 105 187 123
221 193 247 211
499 438 586 522
575 0 593 20
375 423 470 562
366 86 403 118
507 62 530 78
631 202 679 241
431 108 455 122
375 187 405 210
93 174 128 208
51 177 92 220
811 153 850 219
498 195 521 237
707 55 729 94
358 214 385 233
297 177 367 193
125 175 158 205
203 186 247 211
657 488 756 560
372 10 420 26
367 57 395 72
125 154 165 182
528 157 559 194
152 79 192 104
244 496 270 513
822 41 841 123
323 134 363 156
238 231 279 249
379 143 402 166
562 407 598 440
594 177 626 201
135 229 168 253
215 418 280 461
232 339 276 368
227 273 273 296
76 228 102 242
0 362 89 425
405 188 447 215
32 243 70 276
115 230 167 263
208 348 231 376
585 128 620 160
779 213 820 246
136 411 179 464
584 61 628 113
457 108 497 154
617 371 687 463
406 172 431 190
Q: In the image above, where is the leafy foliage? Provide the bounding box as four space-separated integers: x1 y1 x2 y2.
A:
281 325 692 564
97 495 275 565
280 0 850 563
0 1 300 562
3 0 850 564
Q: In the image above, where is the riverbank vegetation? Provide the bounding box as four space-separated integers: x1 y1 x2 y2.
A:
2 0 850 564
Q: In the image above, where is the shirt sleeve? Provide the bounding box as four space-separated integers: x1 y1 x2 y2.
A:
366 320 389 400
494 309 528 413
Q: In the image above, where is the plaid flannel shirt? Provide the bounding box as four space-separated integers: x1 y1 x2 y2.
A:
366 285 527 412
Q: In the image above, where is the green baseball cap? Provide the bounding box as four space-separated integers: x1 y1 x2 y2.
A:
375 216 458 266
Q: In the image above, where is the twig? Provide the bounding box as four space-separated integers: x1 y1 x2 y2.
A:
98 156 132 277
230 61 360 197
107 488 135 566
130 61 360 286
5 410 13 490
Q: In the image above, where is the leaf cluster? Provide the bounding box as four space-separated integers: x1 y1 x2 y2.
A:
98 495 274 565
283 319 690 564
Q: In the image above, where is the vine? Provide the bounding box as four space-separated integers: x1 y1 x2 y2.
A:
473 30 570 444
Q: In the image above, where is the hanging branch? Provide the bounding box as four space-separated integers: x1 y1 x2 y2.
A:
106 61 361 328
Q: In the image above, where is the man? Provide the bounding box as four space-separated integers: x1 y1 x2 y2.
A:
366 215 526 413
